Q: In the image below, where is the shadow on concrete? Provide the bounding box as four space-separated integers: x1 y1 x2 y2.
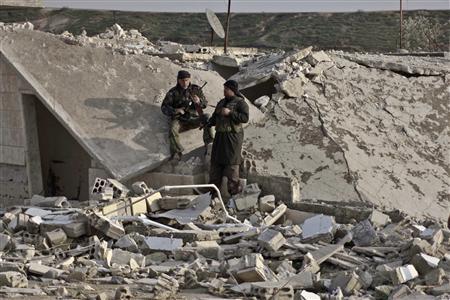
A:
84 97 169 153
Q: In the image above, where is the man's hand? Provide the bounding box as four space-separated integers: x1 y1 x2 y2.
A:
192 95 201 104
175 108 185 115
221 108 231 116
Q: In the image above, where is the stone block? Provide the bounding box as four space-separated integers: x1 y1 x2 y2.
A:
258 229 286 252
390 265 419 284
301 214 336 242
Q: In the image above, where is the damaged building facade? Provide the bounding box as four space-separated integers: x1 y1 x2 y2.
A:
0 23 448 299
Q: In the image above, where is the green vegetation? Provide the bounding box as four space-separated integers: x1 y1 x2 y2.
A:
0 7 449 52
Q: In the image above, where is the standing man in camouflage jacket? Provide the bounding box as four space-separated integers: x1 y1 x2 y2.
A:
207 80 249 196
161 70 213 160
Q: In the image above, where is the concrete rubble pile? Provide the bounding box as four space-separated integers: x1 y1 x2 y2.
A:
57 24 161 55
0 178 448 299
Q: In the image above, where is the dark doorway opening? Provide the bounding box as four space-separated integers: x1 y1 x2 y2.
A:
31 95 91 200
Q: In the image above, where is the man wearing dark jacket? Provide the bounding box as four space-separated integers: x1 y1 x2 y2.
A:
161 70 213 160
207 80 249 195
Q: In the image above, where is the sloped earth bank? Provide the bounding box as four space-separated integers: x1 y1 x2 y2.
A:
242 52 450 221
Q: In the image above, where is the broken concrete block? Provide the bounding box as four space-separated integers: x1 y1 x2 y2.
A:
283 270 314 289
370 210 391 228
28 263 64 277
143 237 183 252
430 283 450 296
388 284 413 300
301 214 336 242
191 241 223 260
114 286 132 300
90 213 125 240
421 228 444 247
311 244 344 265
15 244 35 260
259 195 276 213
107 178 130 199
279 74 307 98
125 197 148 216
159 195 196 210
330 271 362 296
91 186 114 201
145 192 161 212
254 95 270 109
306 51 332 66
110 248 145 268
45 228 67 247
411 253 440 275
233 253 276 283
131 181 151 195
425 268 445 286
63 221 88 238
258 229 286 252
251 281 294 299
0 233 11 251
31 195 71 208
351 219 377 246
115 235 139 252
390 264 418 284
7 213 29 232
296 290 321 300
0 271 28 288
233 183 261 211
263 203 287 226
302 252 321 274
24 207 51 217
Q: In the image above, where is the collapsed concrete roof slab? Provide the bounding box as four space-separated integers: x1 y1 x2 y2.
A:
229 47 312 90
0 30 262 180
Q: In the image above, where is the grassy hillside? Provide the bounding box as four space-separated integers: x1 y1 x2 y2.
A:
0 7 449 52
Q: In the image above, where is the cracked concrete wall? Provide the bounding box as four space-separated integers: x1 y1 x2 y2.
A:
243 52 449 221
0 55 28 206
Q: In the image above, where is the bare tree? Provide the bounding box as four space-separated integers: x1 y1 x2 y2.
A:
402 16 447 51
